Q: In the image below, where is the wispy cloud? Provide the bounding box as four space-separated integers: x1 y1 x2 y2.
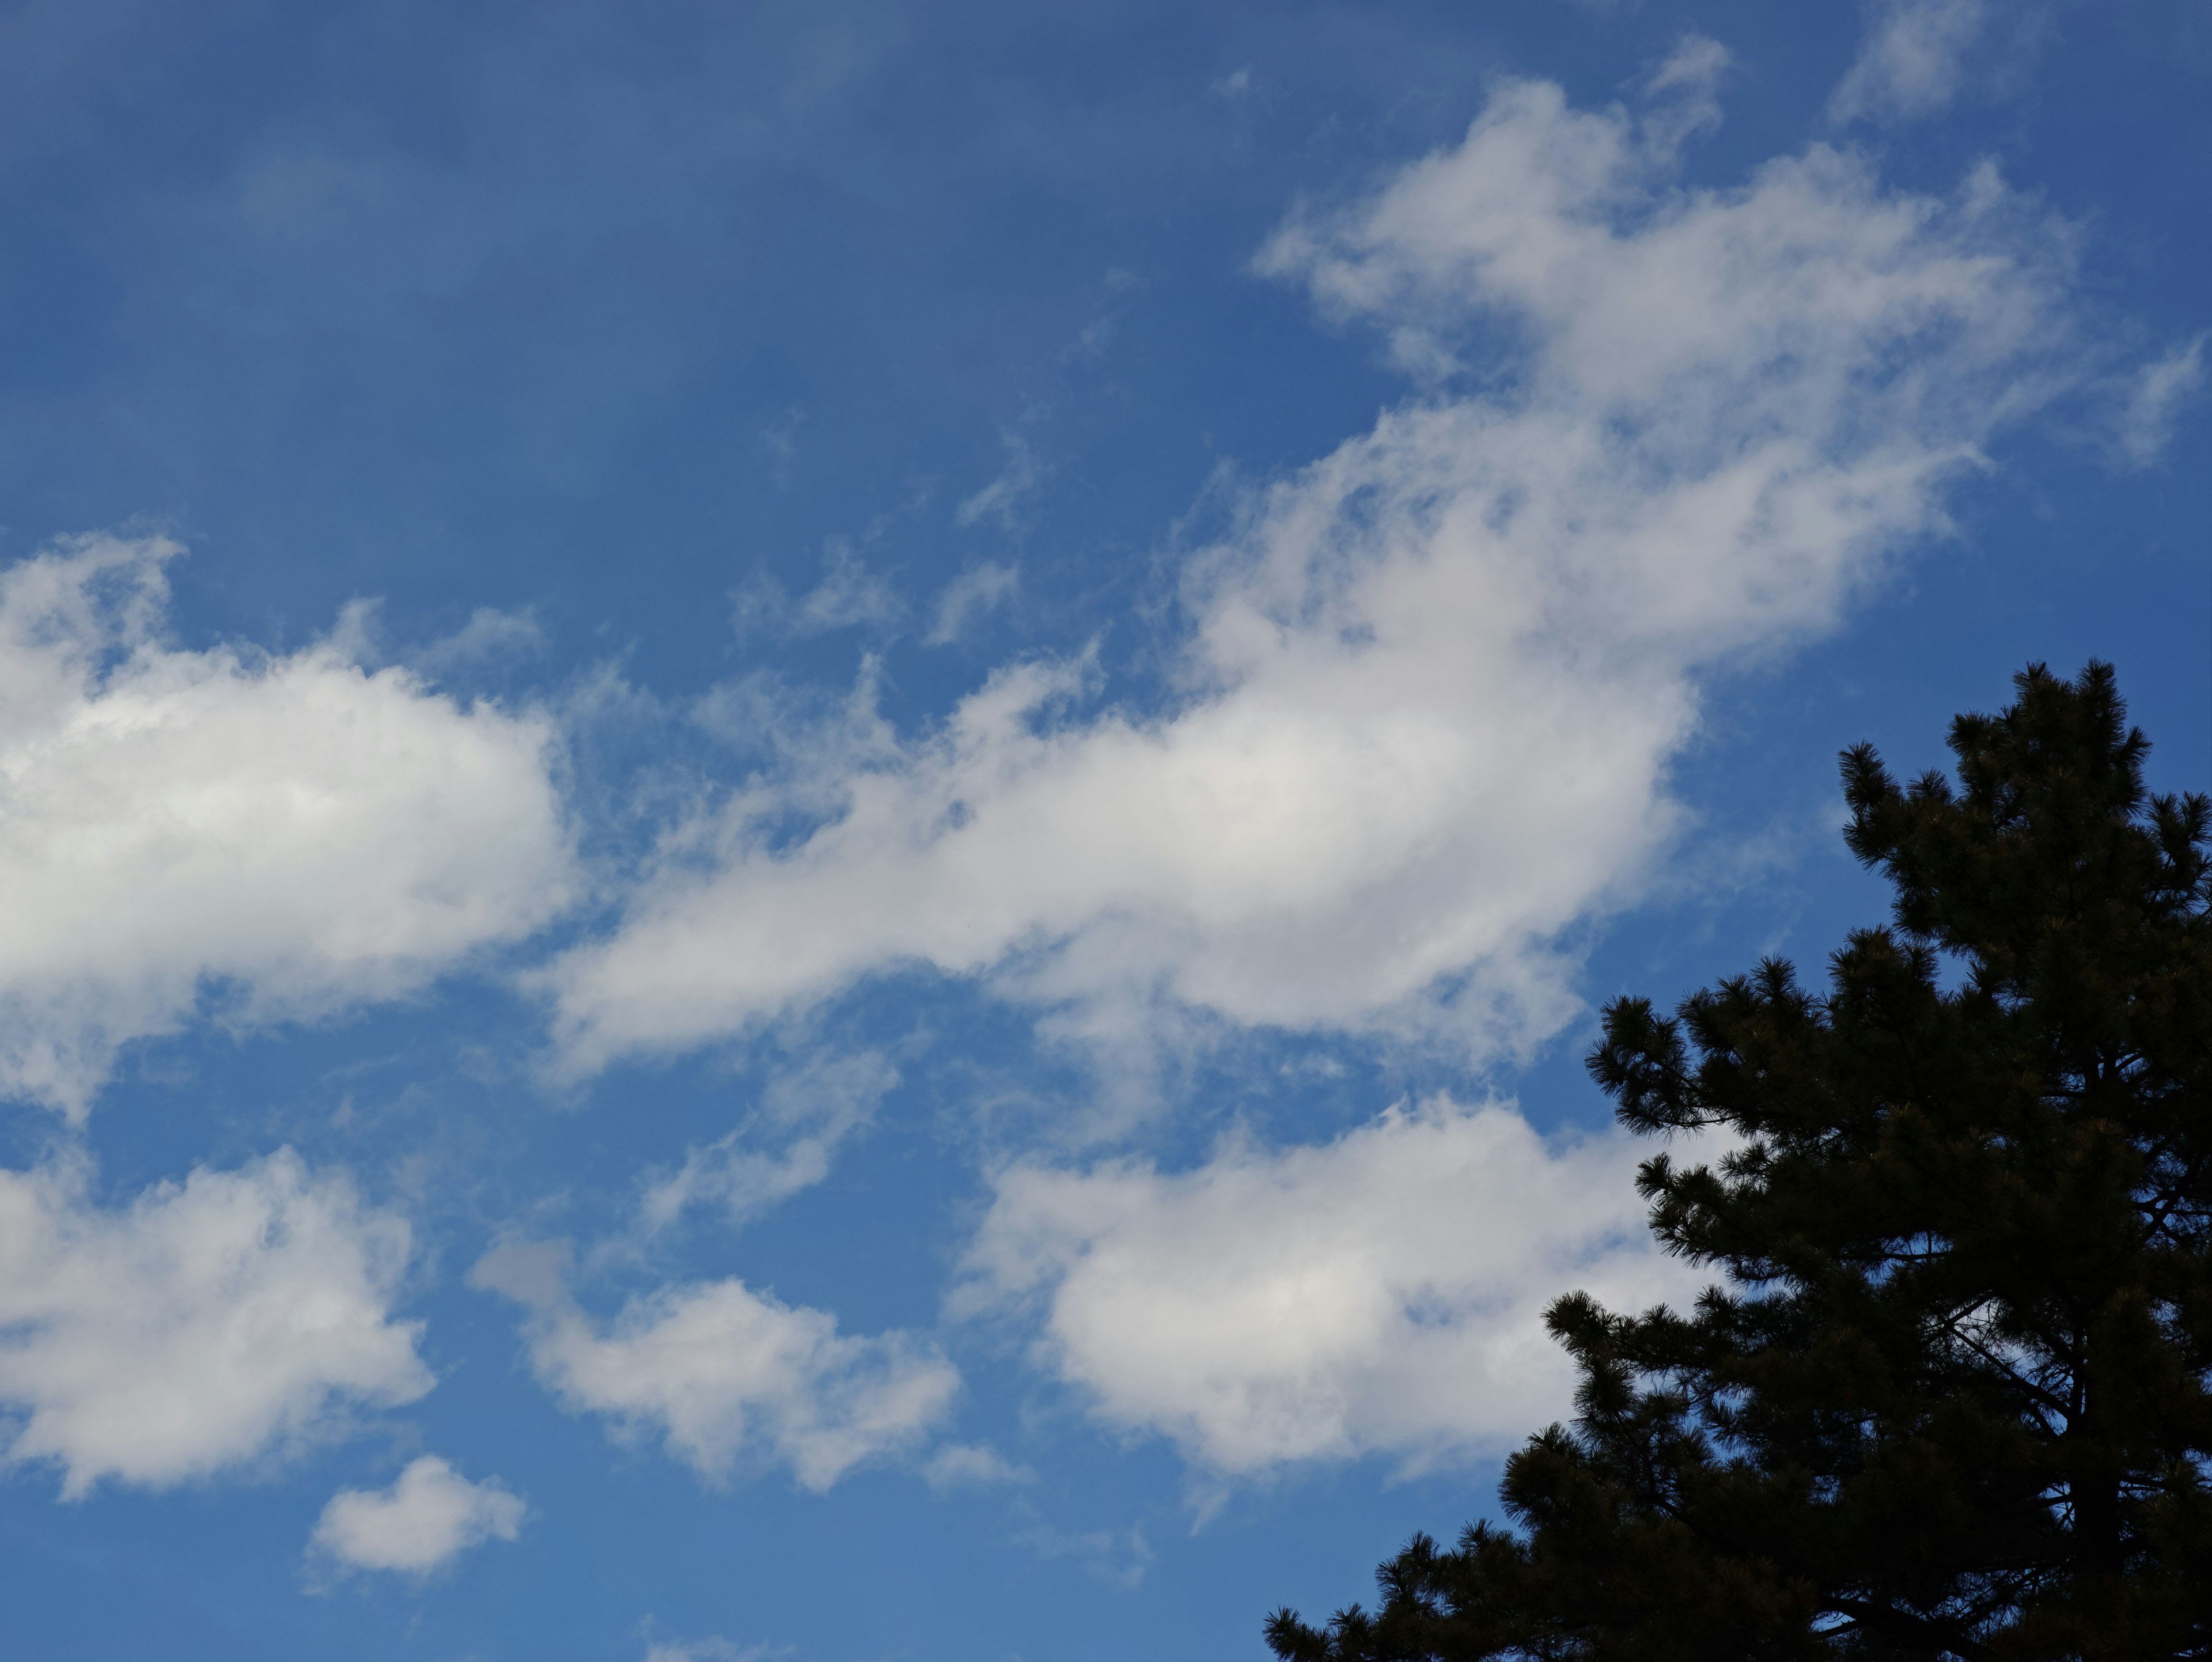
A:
1009 1502 1153 1589
2114 332 2207 469
545 67 2081 1084
637 1050 899 1233
955 427 1048 532
921 1441 1034 1491
925 561 1019 646
758 405 805 489
641 1635 781 1662
730 533 907 645
1827 0 2028 125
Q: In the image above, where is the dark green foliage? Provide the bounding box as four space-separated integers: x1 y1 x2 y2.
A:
1267 664 2212 1661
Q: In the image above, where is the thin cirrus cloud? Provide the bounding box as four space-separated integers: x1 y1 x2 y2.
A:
310 1455 526 1577
0 533 575 1118
954 1098 1703 1477
0 1149 430 1499
2115 334 2208 470
471 1242 959 1491
543 48 2085 1081
637 1050 900 1235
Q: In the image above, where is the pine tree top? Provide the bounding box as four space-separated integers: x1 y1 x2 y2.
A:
1269 662 2212 1662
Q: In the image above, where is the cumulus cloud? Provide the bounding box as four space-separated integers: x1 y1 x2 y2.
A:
310 1455 525 1576
0 1149 430 1498
544 67 2074 1080
472 1243 957 1490
1828 0 1994 124
0 534 574 1116
955 1098 1702 1475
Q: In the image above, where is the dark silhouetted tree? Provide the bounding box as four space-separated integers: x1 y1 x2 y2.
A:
1268 662 2212 1661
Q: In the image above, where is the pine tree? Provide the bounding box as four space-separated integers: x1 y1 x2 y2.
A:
1267 663 2212 1661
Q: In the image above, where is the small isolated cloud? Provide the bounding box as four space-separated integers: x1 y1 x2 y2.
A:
921 1441 1033 1492
0 534 575 1117
546 68 2080 1084
2115 334 2207 468
310 1455 524 1576
1009 1503 1153 1590
638 1051 899 1233
729 539 904 645
1828 0 1992 124
472 1243 957 1490
407 606 547 684
955 429 1047 532
955 1098 1703 1477
759 405 805 489
794 536 903 634
1638 35 1732 160
0 1149 429 1498
643 1637 779 1662
925 562 1018 646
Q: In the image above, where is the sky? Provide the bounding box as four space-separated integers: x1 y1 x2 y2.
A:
0 2 2205 1658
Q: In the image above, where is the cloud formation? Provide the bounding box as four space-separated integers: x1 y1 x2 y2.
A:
925 561 1018 646
1827 0 1994 125
473 1244 957 1490
0 1149 430 1498
545 65 2075 1078
310 1455 525 1575
2115 334 2207 469
956 1098 1701 1475
642 1639 774 1662
638 1050 899 1234
0 534 574 1115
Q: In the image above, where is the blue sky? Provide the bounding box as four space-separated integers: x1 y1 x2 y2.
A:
0 2 2205 1658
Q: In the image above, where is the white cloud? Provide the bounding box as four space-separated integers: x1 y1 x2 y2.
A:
545 69 2075 1081
406 605 548 682
1636 35 1732 160
1009 1504 1153 1589
638 1051 899 1233
642 1638 777 1662
954 428 1047 532
0 1149 430 1498
472 1243 957 1490
795 536 903 634
759 404 805 489
0 534 574 1116
731 538 907 643
921 1441 1033 1491
925 561 1018 646
310 1455 524 1576
955 1098 1703 1475
2115 333 2207 469
1828 0 1993 124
